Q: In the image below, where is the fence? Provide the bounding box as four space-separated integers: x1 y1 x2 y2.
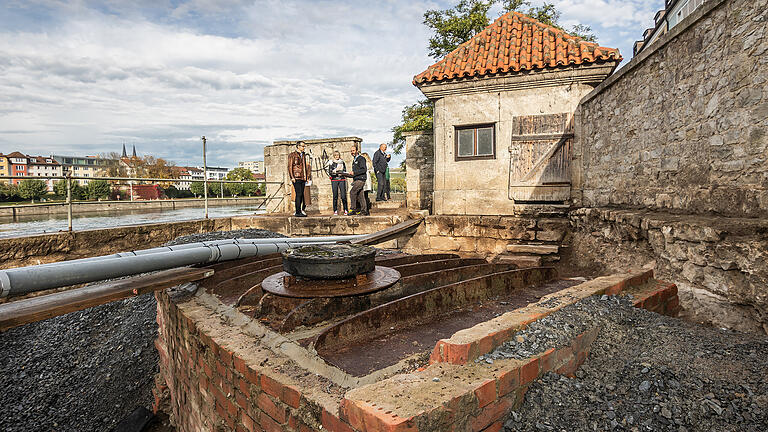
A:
0 174 284 232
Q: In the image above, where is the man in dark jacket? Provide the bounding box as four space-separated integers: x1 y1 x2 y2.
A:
348 145 368 215
288 141 311 217
372 143 391 201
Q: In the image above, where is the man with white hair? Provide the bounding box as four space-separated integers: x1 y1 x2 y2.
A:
372 143 391 202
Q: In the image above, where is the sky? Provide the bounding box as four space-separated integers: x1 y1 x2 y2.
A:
0 0 662 168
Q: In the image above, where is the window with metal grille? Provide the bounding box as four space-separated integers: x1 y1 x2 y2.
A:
455 124 495 160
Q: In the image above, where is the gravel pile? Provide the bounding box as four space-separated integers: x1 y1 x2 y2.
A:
502 297 768 432
0 228 282 432
164 228 285 246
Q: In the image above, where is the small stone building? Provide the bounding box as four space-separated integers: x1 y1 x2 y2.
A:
412 12 621 215
264 137 362 214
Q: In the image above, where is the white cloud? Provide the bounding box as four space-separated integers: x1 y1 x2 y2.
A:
0 0 654 167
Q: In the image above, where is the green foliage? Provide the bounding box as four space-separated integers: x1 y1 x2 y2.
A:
54 180 85 200
390 177 407 192
424 0 496 59
190 181 207 197
17 179 48 201
164 185 180 199
225 167 254 181
391 99 434 155
86 179 111 200
0 182 19 201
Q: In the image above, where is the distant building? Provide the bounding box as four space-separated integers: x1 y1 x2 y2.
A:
633 0 706 56
237 160 265 175
27 156 62 191
0 154 11 183
5 151 29 185
51 154 107 186
174 166 204 190
200 166 228 181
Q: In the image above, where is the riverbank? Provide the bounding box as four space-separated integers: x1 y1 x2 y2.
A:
0 197 270 218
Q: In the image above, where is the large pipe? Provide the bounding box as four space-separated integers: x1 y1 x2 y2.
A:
0 236 362 298
28 235 364 269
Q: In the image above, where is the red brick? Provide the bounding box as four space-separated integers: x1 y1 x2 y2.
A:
470 395 514 431
236 390 249 411
216 360 227 378
199 375 209 393
215 401 228 422
219 345 234 366
497 368 520 396
226 398 239 419
260 410 284 432
482 421 503 432
258 392 287 424
554 346 573 369
261 374 285 399
234 355 249 377
520 358 539 386
539 348 555 374
236 377 250 396
322 408 356 432
474 379 497 408
283 385 301 409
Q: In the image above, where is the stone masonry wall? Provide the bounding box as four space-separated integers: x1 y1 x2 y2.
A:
403 131 434 212
573 0 768 217
567 208 768 335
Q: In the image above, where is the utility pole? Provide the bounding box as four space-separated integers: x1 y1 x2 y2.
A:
202 136 208 219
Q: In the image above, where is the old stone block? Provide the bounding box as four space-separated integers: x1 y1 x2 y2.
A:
494 255 542 267
535 230 564 242
429 236 461 252
475 238 507 255
506 244 559 255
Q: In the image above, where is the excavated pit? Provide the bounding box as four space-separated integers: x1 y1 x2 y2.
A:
199 250 585 378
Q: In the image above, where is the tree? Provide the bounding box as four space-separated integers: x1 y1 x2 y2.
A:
86 179 111 200
17 179 48 202
0 183 19 201
225 168 255 197
54 180 85 200
164 185 180 199
190 181 206 197
391 99 434 157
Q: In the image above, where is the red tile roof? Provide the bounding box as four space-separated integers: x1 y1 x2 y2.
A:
414 12 622 85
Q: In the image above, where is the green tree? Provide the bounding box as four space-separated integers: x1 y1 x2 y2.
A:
190 181 206 197
391 99 434 156
54 180 85 200
164 185 180 198
225 168 255 197
390 177 407 193
86 179 111 200
17 179 48 202
0 183 19 201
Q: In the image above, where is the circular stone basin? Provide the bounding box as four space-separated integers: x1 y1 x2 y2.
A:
281 244 376 279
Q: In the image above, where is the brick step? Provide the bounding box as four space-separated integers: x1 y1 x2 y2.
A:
506 244 559 255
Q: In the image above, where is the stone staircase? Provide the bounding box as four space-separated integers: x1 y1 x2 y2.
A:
495 242 561 267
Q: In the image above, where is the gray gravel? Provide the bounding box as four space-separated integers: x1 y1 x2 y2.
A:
502 296 768 432
0 228 282 432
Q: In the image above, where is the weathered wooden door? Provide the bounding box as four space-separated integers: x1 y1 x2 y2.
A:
508 113 573 203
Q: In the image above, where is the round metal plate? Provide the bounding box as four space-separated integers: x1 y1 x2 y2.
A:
261 266 401 298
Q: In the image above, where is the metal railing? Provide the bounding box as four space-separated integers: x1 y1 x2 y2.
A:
0 174 283 231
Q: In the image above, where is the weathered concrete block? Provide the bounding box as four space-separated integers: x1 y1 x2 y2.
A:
506 244 559 255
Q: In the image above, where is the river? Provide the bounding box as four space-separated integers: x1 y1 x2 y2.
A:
0 205 265 239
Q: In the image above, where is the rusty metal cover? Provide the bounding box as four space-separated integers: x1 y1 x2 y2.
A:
261 266 400 298
281 244 376 279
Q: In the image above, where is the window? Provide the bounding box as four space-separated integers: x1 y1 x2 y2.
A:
455 124 495 160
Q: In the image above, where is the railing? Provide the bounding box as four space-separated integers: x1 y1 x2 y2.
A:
0 174 284 231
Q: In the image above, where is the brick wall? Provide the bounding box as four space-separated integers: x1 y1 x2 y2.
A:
573 0 768 217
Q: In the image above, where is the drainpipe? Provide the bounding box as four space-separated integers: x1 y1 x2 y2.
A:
0 236 363 299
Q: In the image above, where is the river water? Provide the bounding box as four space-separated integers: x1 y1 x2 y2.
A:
0 206 265 239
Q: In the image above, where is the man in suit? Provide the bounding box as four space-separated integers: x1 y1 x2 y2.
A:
372 143 391 202
288 141 311 217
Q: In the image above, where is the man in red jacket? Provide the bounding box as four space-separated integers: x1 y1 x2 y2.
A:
288 141 311 217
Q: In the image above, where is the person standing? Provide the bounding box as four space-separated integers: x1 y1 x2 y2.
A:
288 141 311 217
362 152 374 214
325 150 348 215
372 143 391 201
348 146 368 216
384 165 391 200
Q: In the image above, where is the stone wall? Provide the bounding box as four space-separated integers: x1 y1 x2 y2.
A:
403 131 434 212
264 137 363 214
567 208 768 335
573 0 768 217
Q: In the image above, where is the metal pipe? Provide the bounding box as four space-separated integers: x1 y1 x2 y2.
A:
26 235 364 269
0 239 353 298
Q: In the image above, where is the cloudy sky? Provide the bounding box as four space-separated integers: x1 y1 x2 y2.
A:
0 0 660 168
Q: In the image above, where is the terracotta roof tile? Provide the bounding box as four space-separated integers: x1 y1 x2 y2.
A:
414 11 621 85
